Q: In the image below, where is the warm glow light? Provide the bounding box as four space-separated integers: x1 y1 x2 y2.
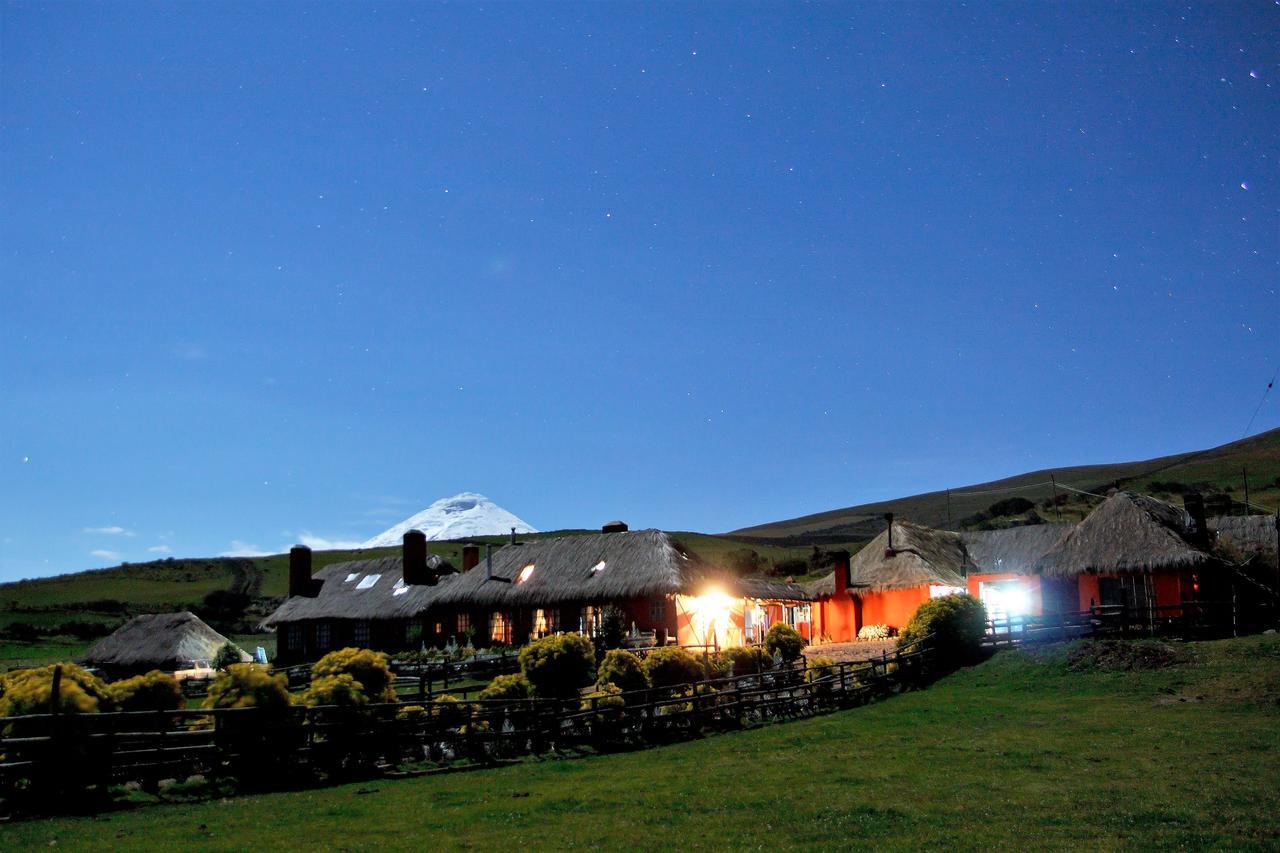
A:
982 582 1031 617
517 563 535 584
687 586 736 648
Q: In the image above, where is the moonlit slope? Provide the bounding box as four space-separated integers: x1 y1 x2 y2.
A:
360 493 537 547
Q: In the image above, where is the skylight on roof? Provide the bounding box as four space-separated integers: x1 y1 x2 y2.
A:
517 563 535 584
355 574 381 590
344 573 360 583
591 560 606 573
393 578 408 597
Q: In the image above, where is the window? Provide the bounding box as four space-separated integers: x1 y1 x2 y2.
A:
517 563 535 584
315 622 331 650
286 623 302 650
581 605 599 636
354 620 370 646
355 574 381 590
457 612 470 636
533 607 560 637
490 611 511 644
649 598 666 624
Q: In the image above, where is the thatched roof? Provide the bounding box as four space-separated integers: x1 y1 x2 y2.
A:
430 529 702 608
1035 491 1214 578
809 521 971 596
80 612 250 671
260 554 454 627
1212 514 1277 557
962 524 1073 575
726 576 817 602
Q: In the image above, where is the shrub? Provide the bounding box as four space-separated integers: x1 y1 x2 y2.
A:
988 497 1035 517
110 670 183 712
596 649 648 693
213 642 244 670
478 673 532 702
302 673 370 707
311 648 396 703
519 633 595 698
765 623 805 663
858 624 893 641
203 664 292 712
599 605 629 651
804 656 837 685
579 682 626 711
431 695 470 728
643 646 705 689
0 663 114 716
719 645 771 676
898 594 988 673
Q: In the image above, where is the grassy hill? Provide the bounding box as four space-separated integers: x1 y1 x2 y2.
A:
735 426 1280 539
5 634 1277 848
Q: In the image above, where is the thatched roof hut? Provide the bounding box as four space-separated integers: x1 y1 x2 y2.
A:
808 521 970 597
261 554 454 627
429 529 706 608
1212 514 1278 559
80 611 250 675
962 524 1073 575
727 576 817 602
1034 491 1215 578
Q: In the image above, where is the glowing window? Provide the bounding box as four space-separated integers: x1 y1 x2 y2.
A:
457 612 470 634
356 574 381 590
591 560 606 574
517 563 535 584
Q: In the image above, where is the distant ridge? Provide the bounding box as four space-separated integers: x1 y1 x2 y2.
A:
361 493 537 547
733 426 1280 540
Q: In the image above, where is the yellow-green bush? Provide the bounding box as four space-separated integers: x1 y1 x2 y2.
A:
596 649 648 693
477 673 531 702
0 663 114 717
202 664 292 711
899 593 988 672
431 694 470 728
643 646 704 689
720 645 772 676
310 648 397 703
579 682 626 711
302 673 370 707
110 670 183 712
765 623 805 663
519 633 595 698
804 656 837 692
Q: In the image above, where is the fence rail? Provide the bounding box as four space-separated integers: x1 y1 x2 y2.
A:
981 600 1252 648
0 639 933 806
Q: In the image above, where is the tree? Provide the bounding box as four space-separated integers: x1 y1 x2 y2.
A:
765 623 805 663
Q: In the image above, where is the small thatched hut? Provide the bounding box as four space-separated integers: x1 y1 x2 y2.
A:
79 612 249 679
809 519 970 639
962 524 1072 618
1033 491 1223 613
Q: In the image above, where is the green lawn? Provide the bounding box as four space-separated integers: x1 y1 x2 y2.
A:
4 634 1277 850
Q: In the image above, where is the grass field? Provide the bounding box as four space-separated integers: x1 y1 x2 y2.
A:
4 634 1276 850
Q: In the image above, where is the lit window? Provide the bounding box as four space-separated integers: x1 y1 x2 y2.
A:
457 612 470 635
591 560 606 573
354 620 370 646
533 607 560 636
517 563 535 584
356 574 381 590
490 611 511 644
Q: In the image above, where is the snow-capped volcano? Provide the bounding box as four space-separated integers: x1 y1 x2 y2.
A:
360 493 537 547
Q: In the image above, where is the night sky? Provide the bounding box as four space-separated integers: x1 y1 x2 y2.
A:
1 2 1276 580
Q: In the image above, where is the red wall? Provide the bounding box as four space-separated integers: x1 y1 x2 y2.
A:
859 587 931 630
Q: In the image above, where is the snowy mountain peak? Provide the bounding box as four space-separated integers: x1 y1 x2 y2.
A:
361 493 537 547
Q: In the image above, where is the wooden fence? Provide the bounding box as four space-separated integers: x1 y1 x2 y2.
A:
981 600 1250 649
0 640 932 806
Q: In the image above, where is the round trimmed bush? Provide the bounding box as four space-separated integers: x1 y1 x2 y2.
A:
898 593 988 672
596 649 648 693
203 664 292 712
643 646 705 689
0 663 114 716
478 673 532 702
764 623 805 663
720 645 771 676
310 648 397 703
110 670 183 712
302 673 370 707
518 633 595 698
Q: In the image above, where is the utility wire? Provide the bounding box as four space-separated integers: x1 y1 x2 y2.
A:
1242 365 1278 439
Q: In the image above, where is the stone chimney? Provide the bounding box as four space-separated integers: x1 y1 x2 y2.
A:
462 544 480 572
289 545 317 598
403 529 433 585
602 520 628 533
831 549 852 597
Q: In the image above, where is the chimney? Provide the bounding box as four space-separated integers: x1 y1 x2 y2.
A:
462 544 480 572
1184 492 1208 546
602 520 629 533
883 513 896 558
289 545 316 598
403 529 433 585
832 549 852 597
